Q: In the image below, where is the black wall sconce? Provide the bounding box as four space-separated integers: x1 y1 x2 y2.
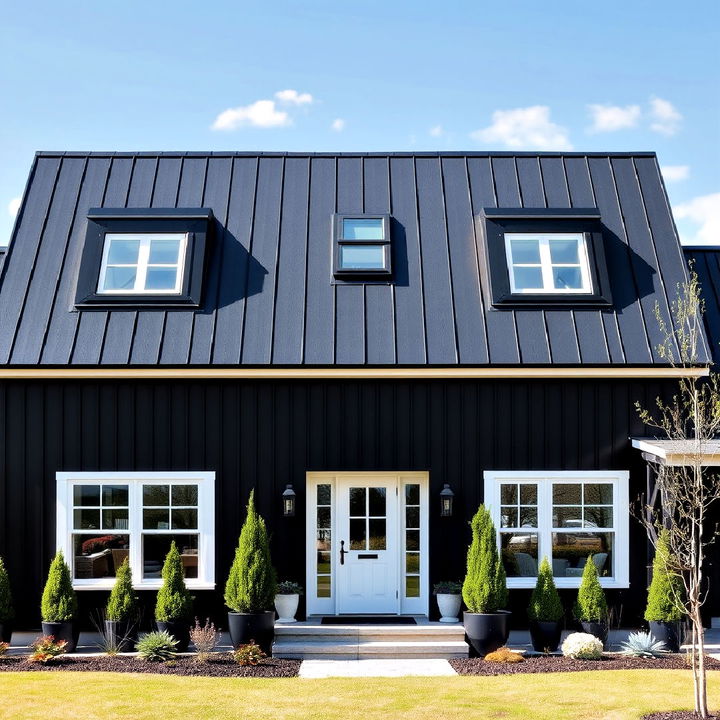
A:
282 484 296 517
440 483 454 517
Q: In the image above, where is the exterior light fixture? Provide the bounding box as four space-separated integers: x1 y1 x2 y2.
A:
282 484 296 517
440 483 454 517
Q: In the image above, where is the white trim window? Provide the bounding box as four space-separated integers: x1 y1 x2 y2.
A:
56 472 215 590
97 233 188 294
504 233 592 294
483 471 629 589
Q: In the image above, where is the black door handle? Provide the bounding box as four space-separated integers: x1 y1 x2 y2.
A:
340 540 347 565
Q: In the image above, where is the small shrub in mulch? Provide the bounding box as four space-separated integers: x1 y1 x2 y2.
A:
0 654 300 678
450 654 720 676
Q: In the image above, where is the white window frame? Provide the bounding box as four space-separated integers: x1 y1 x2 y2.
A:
483 470 629 589
97 233 188 295
56 471 215 590
504 232 593 294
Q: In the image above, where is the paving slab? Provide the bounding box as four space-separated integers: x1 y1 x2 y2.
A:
299 658 458 678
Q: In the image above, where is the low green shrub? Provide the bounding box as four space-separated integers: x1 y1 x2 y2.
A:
41 551 77 623
573 555 607 622
135 630 178 662
527 556 564 622
106 558 136 622
645 531 684 622
155 542 193 623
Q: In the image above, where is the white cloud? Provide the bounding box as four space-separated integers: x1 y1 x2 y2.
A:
275 89 313 106
429 125 444 137
674 193 720 246
7 197 21 217
649 97 682 136
211 100 291 130
661 165 690 182
470 106 573 150
331 118 345 132
587 103 641 133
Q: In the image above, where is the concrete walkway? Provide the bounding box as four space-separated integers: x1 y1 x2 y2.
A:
299 658 457 678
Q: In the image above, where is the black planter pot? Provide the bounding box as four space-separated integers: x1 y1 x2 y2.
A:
649 620 681 653
41 621 79 653
227 611 275 656
104 619 137 653
156 620 191 652
0 622 12 644
580 620 608 649
529 620 562 653
463 611 511 658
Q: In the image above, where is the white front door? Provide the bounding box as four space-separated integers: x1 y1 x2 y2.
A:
336 476 398 614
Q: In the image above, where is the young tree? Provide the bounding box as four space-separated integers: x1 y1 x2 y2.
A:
155 542 193 622
106 558 136 622
41 550 77 622
636 267 720 718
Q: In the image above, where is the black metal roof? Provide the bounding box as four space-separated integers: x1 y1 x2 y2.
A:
685 248 720 366
0 150 709 367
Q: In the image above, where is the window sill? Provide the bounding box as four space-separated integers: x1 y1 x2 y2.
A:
72 580 216 592
507 577 628 590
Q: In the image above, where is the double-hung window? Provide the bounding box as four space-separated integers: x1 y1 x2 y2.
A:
484 471 629 588
333 214 392 276
56 472 215 590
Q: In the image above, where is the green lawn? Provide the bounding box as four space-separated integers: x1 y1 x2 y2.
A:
0 670 717 719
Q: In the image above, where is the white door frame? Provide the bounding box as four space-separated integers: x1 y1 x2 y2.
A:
305 472 429 617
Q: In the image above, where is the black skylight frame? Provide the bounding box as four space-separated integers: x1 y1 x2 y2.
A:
477 208 612 307
332 213 392 278
75 208 214 308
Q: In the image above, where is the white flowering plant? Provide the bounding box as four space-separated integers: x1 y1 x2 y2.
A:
561 632 604 660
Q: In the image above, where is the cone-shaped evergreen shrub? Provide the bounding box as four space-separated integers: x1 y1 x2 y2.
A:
41 551 77 622
573 554 608 622
106 558 137 622
645 530 684 622
0 556 14 623
462 504 508 613
155 542 193 622
528 556 564 622
224 490 277 613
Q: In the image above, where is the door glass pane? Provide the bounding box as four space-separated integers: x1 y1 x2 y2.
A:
368 487 386 516
342 218 384 240
552 531 613 577
500 532 539 577
406 506 420 528
317 576 331 598
406 575 420 597
144 485 169 506
317 484 331 505
143 534 198 579
350 518 366 550
368 519 386 550
406 552 420 573
316 529 331 551
349 487 365 516
73 534 129 579
172 485 198 506
406 529 420 551
317 507 331 528
317 551 331 573
405 484 419 505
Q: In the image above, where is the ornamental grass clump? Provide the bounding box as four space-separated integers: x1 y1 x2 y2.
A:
645 530 684 623
620 631 668 658
135 630 178 662
155 542 193 622
573 555 607 622
0 556 14 624
484 646 524 663
462 505 507 613
561 632 603 660
41 551 77 622
106 558 136 622
528 557 563 622
225 490 277 613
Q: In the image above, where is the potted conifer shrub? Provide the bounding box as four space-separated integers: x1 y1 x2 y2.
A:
527 556 564 652
224 490 277 654
105 558 137 652
573 553 608 647
41 550 79 652
462 504 510 657
155 542 193 652
645 530 684 652
0 556 14 643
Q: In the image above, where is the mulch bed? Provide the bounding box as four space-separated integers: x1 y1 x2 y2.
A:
450 654 720 676
0 654 300 678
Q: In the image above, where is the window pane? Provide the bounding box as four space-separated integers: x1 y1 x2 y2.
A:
552 532 613 577
144 485 169 506
317 507 331 528
501 532 538 577
512 266 543 290
500 484 517 504
102 508 129 530
316 529 331 551
553 266 583 290
172 485 198 506
342 218 384 240
339 245 385 270
584 484 613 505
143 508 170 530
584 506 613 528
406 506 420 528
553 484 581 505
519 507 538 527
143 534 198 579
406 529 420 551
317 575 331 598
73 534 129 579
103 267 137 291
519 484 537 505
553 506 582 528
350 518 366 550
406 552 420 573
107 238 140 264
317 551 331 573
74 485 100 507
549 238 580 264
171 508 198 530
500 506 518 528
369 519 386 550
368 487 386 516
405 484 419 505
149 238 181 264
349 488 366 516
510 238 541 264
145 268 178 291
74 509 100 530
317 484 331 505
102 485 128 507
406 575 420 598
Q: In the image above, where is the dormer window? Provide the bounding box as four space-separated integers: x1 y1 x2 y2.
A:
333 214 392 277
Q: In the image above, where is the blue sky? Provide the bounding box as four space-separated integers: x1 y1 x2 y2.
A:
1 0 718 246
